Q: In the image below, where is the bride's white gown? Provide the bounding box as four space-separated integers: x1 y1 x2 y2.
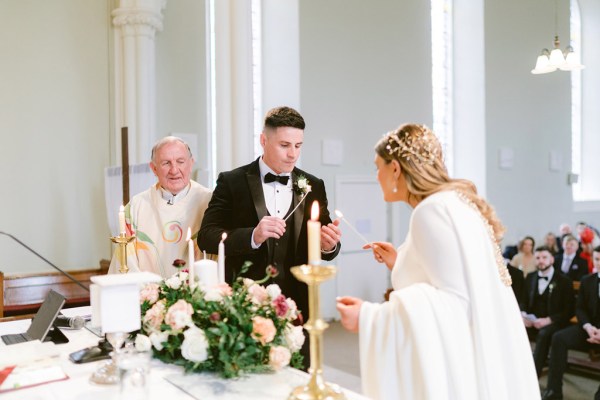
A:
359 191 539 400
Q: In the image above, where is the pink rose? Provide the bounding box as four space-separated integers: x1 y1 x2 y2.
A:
216 282 233 297
251 316 276 345
248 284 268 305
272 295 289 318
143 300 166 330
140 283 160 304
269 346 291 370
165 299 194 330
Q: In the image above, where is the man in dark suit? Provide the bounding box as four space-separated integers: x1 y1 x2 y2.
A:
542 246 600 400
553 234 588 281
506 261 525 306
198 106 341 366
521 246 575 377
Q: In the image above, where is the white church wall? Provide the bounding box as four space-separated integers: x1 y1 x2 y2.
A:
0 0 112 274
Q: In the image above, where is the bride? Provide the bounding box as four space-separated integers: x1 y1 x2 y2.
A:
336 124 539 400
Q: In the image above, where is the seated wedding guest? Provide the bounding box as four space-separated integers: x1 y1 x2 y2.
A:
553 234 588 281
506 261 525 306
576 221 600 248
336 124 538 400
556 223 572 255
521 246 574 376
544 232 560 255
109 136 212 278
542 246 600 400
510 235 537 276
580 227 595 273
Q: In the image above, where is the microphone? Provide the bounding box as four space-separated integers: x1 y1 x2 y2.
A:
0 231 89 292
54 315 86 330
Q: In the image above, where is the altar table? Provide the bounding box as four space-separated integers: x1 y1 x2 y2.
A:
0 307 369 400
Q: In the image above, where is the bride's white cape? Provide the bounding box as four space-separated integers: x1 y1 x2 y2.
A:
359 191 539 400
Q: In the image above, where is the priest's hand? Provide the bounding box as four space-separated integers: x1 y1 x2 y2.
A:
336 296 363 333
321 219 341 252
363 241 397 270
253 216 286 245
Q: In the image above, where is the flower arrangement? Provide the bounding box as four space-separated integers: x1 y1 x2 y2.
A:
134 261 305 378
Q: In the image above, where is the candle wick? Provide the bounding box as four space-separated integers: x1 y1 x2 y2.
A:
203 250 207 259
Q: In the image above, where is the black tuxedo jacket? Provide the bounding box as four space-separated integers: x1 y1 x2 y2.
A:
198 158 340 315
553 253 588 281
522 271 575 326
576 273 600 328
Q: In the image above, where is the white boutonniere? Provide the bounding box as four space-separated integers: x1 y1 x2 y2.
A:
293 175 312 196
549 282 555 294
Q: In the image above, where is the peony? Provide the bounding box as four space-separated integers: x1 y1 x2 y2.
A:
243 278 255 288
149 331 169 351
251 316 276 345
272 295 289 318
204 283 233 302
134 334 152 352
140 283 160 305
265 284 281 300
269 346 291 370
248 284 268 305
284 324 305 352
181 326 209 363
143 300 166 330
285 298 299 320
164 299 193 330
165 275 182 290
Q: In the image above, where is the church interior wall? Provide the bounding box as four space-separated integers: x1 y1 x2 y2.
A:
0 0 598 275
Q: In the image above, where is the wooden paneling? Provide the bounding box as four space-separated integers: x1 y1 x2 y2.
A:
1 259 109 317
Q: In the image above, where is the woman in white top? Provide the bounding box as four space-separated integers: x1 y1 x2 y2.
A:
510 236 537 276
336 124 539 400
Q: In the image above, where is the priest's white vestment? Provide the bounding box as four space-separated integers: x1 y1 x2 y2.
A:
109 180 212 278
359 191 539 400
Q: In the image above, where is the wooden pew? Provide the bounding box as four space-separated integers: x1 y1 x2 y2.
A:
1 259 109 318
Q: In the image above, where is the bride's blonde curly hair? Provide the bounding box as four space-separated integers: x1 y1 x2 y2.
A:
375 123 506 242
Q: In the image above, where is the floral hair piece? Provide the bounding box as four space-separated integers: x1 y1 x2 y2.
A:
385 125 439 166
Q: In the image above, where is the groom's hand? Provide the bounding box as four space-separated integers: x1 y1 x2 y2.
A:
321 219 341 251
253 216 286 245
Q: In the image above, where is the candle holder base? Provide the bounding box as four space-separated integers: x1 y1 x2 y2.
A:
110 234 135 274
289 265 346 400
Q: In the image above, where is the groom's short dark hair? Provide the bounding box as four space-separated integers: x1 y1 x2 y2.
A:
264 106 305 131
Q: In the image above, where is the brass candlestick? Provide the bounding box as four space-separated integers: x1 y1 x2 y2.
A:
110 234 135 274
289 264 346 400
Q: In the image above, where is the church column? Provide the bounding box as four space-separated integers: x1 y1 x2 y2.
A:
112 0 166 165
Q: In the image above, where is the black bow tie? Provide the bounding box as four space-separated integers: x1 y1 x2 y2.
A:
538 276 549 281
264 173 290 185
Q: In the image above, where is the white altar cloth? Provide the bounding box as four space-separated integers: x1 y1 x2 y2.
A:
0 307 368 400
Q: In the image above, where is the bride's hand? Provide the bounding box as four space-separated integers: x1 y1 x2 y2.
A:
336 296 363 333
363 241 397 270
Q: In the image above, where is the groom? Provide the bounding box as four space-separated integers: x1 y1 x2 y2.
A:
198 106 341 325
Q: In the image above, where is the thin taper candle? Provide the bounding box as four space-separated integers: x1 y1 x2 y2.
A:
334 209 370 245
186 228 195 288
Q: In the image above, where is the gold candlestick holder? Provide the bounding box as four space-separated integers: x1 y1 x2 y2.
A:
289 264 346 400
110 234 135 274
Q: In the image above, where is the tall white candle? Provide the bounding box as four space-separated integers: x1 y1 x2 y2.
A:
307 201 321 265
186 228 194 288
218 232 227 283
118 205 126 235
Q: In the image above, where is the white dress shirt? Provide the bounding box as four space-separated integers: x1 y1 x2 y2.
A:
538 266 555 295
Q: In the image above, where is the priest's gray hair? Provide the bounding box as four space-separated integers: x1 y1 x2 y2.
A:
151 136 193 163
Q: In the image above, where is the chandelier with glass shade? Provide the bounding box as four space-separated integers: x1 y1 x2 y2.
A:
531 0 584 74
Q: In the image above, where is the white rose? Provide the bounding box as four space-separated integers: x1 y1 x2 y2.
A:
265 284 281 300
165 275 182 290
243 278 255 288
284 324 305 352
297 179 307 189
134 334 152 352
181 326 209 363
149 331 169 351
285 298 298 319
269 346 291 370
178 271 189 282
204 287 223 302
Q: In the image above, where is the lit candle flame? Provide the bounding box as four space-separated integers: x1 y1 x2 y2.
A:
311 201 319 221
221 232 227 242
